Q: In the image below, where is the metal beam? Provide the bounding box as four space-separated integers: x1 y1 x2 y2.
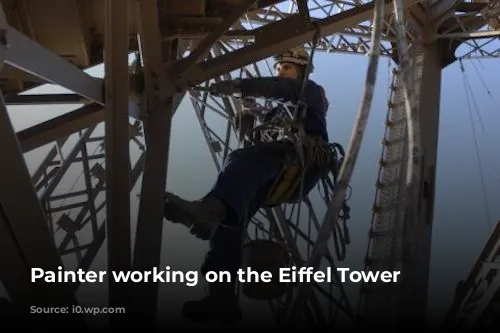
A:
0 81 86 323
5 93 89 105
38 126 96 201
16 100 140 153
177 0 259 74
167 0 411 88
130 0 181 326
103 0 132 326
31 137 69 186
0 4 83 321
0 206 87 329
437 30 500 39
17 103 102 152
444 220 500 327
2 27 104 105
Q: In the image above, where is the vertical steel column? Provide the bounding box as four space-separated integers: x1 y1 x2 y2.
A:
397 41 443 327
104 0 132 323
131 0 179 326
359 41 444 329
443 220 500 328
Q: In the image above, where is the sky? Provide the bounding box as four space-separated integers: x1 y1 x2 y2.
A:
2 39 500 329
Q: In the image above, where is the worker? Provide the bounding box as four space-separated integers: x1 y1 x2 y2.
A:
164 46 330 323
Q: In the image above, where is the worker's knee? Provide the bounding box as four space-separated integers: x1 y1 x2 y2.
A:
225 145 287 168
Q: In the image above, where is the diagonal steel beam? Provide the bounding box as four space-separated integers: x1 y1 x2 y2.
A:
38 126 96 201
2 27 104 104
176 0 258 74
16 101 140 153
17 103 102 152
443 220 500 327
5 93 89 105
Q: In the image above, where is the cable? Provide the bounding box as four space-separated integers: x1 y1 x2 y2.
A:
281 0 386 325
460 60 493 232
470 59 495 102
460 60 486 133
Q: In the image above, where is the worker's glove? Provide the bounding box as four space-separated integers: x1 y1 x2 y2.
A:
209 80 241 97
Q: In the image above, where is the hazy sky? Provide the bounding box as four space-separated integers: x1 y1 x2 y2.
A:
3 39 500 328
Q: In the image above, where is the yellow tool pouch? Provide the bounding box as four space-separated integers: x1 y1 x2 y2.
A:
265 160 303 206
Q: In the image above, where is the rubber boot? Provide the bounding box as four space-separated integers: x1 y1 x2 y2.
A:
182 282 242 324
164 193 227 240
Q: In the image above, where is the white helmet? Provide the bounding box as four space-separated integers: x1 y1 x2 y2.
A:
273 46 313 73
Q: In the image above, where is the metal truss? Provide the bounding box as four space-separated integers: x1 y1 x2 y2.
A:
0 0 399 327
242 0 400 56
0 0 92 317
433 0 500 59
26 120 144 288
0 0 499 330
443 220 500 329
188 41 355 328
166 0 398 57
0 1 147 328
165 0 422 93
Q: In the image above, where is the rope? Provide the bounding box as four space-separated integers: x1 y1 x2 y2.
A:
459 60 493 232
281 0 386 323
294 23 322 121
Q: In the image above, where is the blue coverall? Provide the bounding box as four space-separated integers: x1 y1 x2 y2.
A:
200 77 329 278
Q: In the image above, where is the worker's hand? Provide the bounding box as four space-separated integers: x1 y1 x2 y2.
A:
209 80 241 97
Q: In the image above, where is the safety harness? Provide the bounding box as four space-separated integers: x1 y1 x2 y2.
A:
235 25 347 207
243 102 344 207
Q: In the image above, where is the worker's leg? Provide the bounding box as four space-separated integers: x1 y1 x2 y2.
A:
199 187 265 277
181 226 245 323
164 143 292 239
181 191 265 323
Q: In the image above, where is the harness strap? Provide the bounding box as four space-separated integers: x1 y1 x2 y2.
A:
265 135 339 206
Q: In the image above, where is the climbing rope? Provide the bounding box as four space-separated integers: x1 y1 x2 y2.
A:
280 0 386 325
312 0 386 255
